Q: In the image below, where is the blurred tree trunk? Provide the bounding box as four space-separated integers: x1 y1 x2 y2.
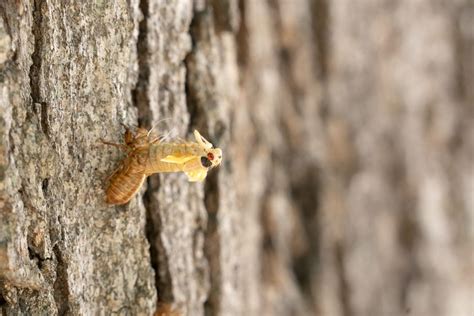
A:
0 0 472 315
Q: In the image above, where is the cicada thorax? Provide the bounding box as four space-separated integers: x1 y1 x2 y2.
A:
142 142 206 174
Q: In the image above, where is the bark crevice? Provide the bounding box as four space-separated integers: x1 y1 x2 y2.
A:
184 9 211 133
144 176 174 303
310 0 330 80
52 244 70 316
132 0 172 306
335 243 351 316
184 7 223 314
29 0 48 136
203 172 221 315
235 0 248 71
132 0 152 128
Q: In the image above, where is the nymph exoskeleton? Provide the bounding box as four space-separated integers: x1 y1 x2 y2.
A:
102 127 222 205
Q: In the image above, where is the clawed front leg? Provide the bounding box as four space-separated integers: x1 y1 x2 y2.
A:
99 139 130 152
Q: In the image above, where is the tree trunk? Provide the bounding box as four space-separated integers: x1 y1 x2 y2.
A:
0 0 472 315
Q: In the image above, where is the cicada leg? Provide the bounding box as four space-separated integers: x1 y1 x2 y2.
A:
99 139 130 152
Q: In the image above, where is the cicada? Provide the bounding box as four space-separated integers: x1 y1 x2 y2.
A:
154 302 181 316
102 127 222 205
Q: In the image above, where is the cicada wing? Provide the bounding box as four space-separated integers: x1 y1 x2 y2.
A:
184 168 208 182
161 155 196 164
193 130 213 149
179 156 209 182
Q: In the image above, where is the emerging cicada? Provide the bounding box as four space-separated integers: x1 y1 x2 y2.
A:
102 127 222 205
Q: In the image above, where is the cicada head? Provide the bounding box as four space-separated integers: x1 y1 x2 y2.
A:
204 147 222 168
194 130 223 169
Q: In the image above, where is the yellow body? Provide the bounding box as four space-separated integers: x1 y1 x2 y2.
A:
103 128 222 205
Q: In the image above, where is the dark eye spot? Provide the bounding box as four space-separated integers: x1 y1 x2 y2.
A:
201 156 212 168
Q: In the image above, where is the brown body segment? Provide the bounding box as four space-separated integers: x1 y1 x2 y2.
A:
103 128 152 205
154 302 182 316
105 157 146 205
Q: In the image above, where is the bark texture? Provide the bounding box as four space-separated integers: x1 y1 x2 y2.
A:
0 0 472 315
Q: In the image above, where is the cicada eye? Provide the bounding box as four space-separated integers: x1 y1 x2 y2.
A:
200 156 212 168
207 152 214 161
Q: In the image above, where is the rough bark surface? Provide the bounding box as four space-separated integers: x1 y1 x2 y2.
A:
0 0 472 316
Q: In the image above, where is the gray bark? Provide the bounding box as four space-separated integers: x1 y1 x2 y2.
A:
0 0 472 315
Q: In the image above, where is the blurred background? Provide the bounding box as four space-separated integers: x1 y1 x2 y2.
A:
231 1 473 315
0 0 472 315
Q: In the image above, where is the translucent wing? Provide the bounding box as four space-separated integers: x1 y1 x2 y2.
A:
184 168 208 182
156 127 179 143
161 155 196 164
194 130 213 149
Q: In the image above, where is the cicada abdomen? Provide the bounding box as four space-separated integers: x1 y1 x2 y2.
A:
105 156 147 205
102 127 153 205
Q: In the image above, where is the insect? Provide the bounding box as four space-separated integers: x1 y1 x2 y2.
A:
102 126 222 205
154 302 181 316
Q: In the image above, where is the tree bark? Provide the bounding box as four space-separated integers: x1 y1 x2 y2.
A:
0 0 472 315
